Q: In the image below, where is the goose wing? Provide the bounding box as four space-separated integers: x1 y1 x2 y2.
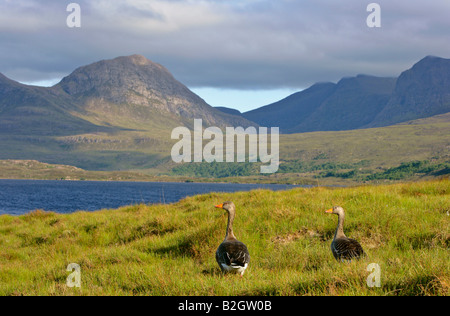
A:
216 240 250 270
333 237 365 260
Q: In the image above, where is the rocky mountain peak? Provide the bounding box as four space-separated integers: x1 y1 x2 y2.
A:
126 54 153 65
53 55 253 127
369 56 450 126
56 55 174 97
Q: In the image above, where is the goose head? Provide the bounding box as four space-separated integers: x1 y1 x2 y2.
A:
325 206 345 216
215 201 236 215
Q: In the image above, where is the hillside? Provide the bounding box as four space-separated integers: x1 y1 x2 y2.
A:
0 180 448 295
0 160 159 181
1 113 449 183
170 113 450 182
0 73 108 136
240 56 450 133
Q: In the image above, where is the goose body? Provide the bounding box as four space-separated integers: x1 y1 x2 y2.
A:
215 202 250 276
326 206 365 261
216 239 249 275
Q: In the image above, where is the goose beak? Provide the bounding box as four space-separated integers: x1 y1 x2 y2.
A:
215 204 224 209
325 208 333 213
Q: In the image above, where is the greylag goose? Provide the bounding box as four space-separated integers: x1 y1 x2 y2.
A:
326 206 365 261
214 202 250 276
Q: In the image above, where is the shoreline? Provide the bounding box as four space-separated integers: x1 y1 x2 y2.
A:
0 159 447 187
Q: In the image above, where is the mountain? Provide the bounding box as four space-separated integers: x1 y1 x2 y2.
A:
243 76 396 133
243 82 335 133
0 55 255 170
369 56 450 127
0 55 253 137
241 56 450 133
55 55 252 129
292 75 396 132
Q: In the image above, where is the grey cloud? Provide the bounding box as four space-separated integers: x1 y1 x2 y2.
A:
0 0 449 89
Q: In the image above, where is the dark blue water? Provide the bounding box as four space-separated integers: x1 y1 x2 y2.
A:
0 179 303 215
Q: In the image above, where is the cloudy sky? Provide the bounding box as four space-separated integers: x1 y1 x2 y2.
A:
1 0 450 111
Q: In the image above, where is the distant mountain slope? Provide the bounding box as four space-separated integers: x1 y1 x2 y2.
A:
292 75 396 132
0 73 109 136
243 82 336 132
214 106 242 117
368 56 450 127
243 56 450 133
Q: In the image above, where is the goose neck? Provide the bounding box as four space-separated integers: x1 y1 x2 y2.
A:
225 210 237 240
334 212 346 239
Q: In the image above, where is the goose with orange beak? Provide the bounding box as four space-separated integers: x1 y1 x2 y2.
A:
326 206 365 261
214 202 250 276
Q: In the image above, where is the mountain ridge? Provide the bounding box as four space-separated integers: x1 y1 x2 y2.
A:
1 54 449 171
237 56 450 133
368 55 450 127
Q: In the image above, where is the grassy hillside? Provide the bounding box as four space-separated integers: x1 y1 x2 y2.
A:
280 113 450 167
0 160 159 181
171 113 450 183
1 113 448 184
0 180 448 296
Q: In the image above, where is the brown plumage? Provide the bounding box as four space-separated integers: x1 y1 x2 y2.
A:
326 206 365 261
214 202 250 276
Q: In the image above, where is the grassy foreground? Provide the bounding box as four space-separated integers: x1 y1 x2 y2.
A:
0 180 448 296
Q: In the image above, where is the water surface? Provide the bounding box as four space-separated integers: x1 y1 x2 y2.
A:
0 179 304 215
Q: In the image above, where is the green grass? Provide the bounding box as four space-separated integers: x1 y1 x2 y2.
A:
0 180 448 296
